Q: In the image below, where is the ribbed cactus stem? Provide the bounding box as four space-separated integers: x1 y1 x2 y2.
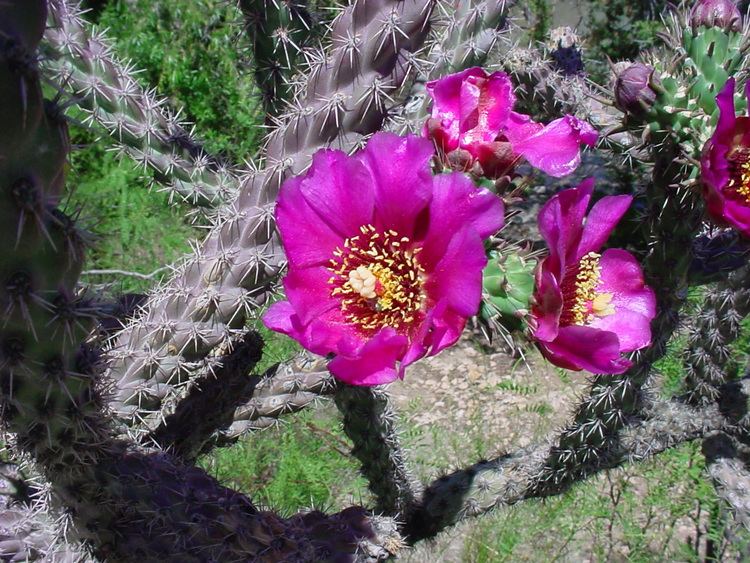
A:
685 265 750 405
394 0 513 133
106 0 436 437
335 385 420 519
428 0 511 77
238 0 319 116
0 488 91 562
43 0 240 209
222 355 337 441
143 332 265 462
1 9 402 558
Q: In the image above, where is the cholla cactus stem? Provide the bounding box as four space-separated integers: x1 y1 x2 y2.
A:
43 0 241 209
335 385 421 519
685 264 750 405
238 0 320 116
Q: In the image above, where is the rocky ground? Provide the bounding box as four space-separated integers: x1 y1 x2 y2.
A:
363 333 740 562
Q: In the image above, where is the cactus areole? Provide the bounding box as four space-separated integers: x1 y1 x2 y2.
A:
701 78 750 237
422 67 598 179
530 180 657 374
263 133 504 385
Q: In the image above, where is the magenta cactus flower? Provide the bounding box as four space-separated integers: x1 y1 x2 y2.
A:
423 67 598 179
530 180 656 374
263 132 504 386
701 78 750 238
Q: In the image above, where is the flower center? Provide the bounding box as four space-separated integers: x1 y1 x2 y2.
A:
558 252 615 326
727 148 750 205
328 224 426 335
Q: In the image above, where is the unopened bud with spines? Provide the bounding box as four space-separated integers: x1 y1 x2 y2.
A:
614 63 662 116
690 0 742 33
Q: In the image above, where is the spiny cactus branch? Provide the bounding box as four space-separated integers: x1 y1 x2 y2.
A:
107 0 436 437
221 356 337 441
0 488 92 562
43 0 241 209
335 385 421 519
142 332 265 463
685 264 750 405
238 0 320 116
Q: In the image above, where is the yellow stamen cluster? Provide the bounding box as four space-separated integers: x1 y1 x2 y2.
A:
328 224 425 334
566 252 616 325
728 159 750 204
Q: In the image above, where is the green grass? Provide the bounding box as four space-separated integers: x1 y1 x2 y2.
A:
198 409 368 515
462 443 745 562
97 0 264 161
68 127 195 294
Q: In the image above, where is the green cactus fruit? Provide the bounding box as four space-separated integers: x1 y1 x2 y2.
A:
481 251 536 330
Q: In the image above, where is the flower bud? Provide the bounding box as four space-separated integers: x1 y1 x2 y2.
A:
614 63 661 115
690 0 742 32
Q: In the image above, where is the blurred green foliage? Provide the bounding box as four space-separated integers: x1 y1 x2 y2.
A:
584 0 669 80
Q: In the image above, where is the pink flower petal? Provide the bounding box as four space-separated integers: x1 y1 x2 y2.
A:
532 263 563 342
358 132 435 238
589 249 656 352
276 175 343 269
419 171 504 268
459 71 516 147
426 304 466 356
425 67 487 150
298 150 374 237
424 227 487 317
282 266 338 326
577 194 633 259
539 325 632 374
263 301 296 335
722 196 750 236
328 328 409 386
508 115 598 177
715 78 737 139
537 179 594 272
